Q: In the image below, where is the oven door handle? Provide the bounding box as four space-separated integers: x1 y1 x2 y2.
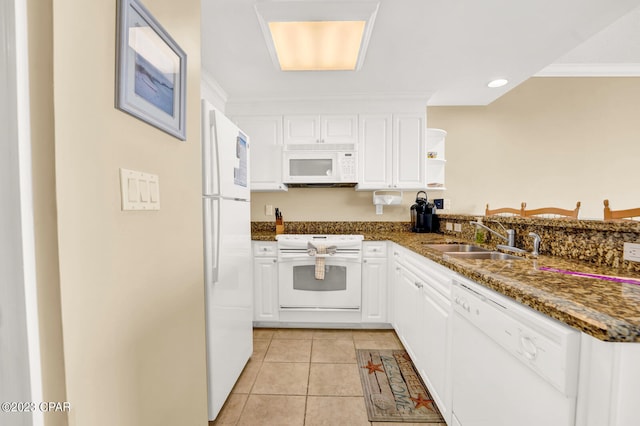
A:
277 255 362 262
308 253 335 258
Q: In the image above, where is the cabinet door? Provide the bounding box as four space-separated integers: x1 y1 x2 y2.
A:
357 114 392 190
284 115 358 145
235 116 287 191
321 115 358 144
362 257 387 323
393 114 425 189
395 264 422 361
283 115 320 144
253 257 279 321
419 281 451 422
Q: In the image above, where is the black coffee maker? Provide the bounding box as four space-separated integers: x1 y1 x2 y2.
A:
410 191 438 233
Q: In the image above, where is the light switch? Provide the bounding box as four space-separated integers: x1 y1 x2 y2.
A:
149 181 159 203
120 168 160 211
127 178 138 202
139 179 150 202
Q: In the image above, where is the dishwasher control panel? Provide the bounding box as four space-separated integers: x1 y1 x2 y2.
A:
453 278 580 396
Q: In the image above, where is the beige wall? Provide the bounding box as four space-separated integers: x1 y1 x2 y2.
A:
251 188 418 222
428 77 640 220
27 0 67 425
252 77 640 222
51 1 207 425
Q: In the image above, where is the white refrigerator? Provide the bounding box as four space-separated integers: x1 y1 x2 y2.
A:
201 99 253 421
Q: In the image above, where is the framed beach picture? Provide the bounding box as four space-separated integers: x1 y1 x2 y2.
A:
116 0 187 140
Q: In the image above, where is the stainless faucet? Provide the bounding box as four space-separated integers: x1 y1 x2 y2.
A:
528 232 541 256
469 221 516 247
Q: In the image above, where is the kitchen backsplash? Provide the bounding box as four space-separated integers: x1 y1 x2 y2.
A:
251 221 412 234
252 216 640 272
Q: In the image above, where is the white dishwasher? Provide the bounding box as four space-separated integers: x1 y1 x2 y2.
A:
451 276 580 426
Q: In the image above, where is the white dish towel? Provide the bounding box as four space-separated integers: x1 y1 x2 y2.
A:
307 242 337 280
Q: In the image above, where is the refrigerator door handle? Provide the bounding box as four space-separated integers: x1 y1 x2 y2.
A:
204 198 220 284
211 111 221 196
201 100 213 195
201 100 221 196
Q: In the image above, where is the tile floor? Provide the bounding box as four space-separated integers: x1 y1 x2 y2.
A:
210 328 446 426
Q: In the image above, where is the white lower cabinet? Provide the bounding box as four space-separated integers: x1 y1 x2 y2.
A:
391 243 452 424
252 242 279 321
418 277 452 422
394 259 422 360
362 242 388 323
576 334 640 426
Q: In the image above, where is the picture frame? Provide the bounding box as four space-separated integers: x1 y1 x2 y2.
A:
116 0 187 140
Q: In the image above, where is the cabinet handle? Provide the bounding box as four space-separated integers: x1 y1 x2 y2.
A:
272 259 277 263
414 281 423 289
363 259 368 263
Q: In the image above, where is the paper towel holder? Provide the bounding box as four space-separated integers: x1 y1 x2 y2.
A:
373 190 403 214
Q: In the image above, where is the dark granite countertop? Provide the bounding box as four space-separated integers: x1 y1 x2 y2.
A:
252 229 640 342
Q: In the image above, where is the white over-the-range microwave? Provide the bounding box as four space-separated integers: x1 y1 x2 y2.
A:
282 143 358 186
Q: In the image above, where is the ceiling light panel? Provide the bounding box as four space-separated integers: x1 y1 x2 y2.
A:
255 1 380 72
269 21 366 71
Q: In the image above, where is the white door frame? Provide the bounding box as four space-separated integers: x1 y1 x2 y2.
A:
0 0 43 425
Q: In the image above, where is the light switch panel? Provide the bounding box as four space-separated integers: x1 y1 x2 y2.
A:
120 168 160 211
623 242 640 263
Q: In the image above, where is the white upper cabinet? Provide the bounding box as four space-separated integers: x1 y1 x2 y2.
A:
357 114 393 189
284 114 358 145
357 113 426 190
393 114 425 189
426 128 447 190
234 115 287 192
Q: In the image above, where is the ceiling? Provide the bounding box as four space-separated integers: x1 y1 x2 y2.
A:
201 0 640 106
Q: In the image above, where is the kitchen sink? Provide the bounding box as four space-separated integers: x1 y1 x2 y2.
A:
425 244 491 252
444 251 524 261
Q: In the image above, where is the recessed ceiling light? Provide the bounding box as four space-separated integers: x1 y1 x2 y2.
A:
268 21 366 71
487 79 508 88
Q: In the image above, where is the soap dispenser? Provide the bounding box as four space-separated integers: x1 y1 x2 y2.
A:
474 217 486 243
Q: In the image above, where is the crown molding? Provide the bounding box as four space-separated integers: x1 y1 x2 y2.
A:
535 63 640 77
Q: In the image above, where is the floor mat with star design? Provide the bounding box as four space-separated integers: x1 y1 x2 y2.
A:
356 349 445 423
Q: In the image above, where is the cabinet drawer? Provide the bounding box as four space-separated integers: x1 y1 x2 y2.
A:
363 242 387 257
253 241 277 257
